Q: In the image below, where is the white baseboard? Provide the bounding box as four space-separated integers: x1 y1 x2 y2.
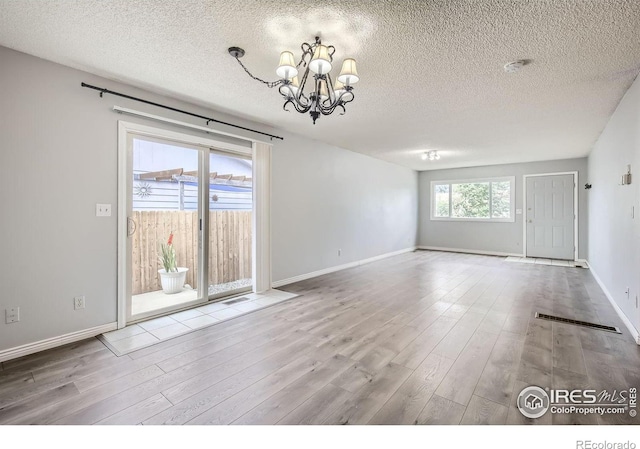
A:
417 246 524 258
272 247 417 289
0 322 118 363
588 261 640 345
576 259 589 268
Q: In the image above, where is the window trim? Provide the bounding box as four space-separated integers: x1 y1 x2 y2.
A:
430 176 516 223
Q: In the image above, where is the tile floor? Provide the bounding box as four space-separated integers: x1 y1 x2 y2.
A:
100 289 298 355
504 256 583 267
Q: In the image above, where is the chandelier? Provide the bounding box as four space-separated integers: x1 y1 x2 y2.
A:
228 36 359 124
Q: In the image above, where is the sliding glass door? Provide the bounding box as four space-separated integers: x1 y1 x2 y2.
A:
208 150 253 298
127 135 205 321
123 131 254 323
207 150 253 299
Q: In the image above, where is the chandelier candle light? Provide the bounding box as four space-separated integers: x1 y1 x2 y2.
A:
229 36 359 124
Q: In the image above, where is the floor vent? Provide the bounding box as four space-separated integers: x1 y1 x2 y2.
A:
535 312 621 334
222 296 250 305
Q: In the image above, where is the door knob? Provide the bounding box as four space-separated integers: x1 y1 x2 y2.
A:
528 219 532 223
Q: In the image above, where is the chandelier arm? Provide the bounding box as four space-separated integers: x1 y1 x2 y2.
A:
278 84 292 98
298 43 313 68
317 89 354 112
283 98 312 114
233 56 284 88
332 89 355 107
297 66 312 101
318 101 341 115
325 74 337 104
319 102 346 116
296 92 310 106
317 91 355 116
323 103 347 116
278 84 311 108
326 45 336 62
338 90 355 104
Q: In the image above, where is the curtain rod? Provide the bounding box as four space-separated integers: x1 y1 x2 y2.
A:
81 82 284 141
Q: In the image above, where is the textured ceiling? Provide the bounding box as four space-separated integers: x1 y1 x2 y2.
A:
1 0 639 170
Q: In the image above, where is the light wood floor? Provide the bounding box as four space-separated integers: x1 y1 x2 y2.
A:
1 250 638 425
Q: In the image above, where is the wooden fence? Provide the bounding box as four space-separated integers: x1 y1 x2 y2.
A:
132 210 252 295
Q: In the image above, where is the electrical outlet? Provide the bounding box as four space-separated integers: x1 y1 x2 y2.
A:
74 296 85 310
5 307 20 324
96 203 112 217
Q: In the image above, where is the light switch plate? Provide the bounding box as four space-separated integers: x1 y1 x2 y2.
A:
96 203 112 217
5 307 20 324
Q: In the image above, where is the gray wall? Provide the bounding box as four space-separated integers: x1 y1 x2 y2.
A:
0 46 418 352
418 158 589 258
272 133 418 281
588 74 640 334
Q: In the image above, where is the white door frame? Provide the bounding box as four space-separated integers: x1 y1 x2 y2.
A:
522 171 578 261
117 121 272 329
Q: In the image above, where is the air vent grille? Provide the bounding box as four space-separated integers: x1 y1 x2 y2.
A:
222 296 250 305
535 312 621 334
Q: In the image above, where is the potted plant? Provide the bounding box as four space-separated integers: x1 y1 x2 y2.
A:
158 233 189 294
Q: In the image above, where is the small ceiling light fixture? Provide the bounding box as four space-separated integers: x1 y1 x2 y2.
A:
503 59 531 73
229 36 359 124
422 150 440 161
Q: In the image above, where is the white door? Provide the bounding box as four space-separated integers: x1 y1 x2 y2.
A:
526 174 575 260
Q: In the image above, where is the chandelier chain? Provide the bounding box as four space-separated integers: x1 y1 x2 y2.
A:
233 56 283 88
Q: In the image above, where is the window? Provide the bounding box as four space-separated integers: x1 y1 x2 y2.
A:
431 176 515 222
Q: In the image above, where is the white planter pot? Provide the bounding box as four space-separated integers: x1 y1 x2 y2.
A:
158 267 189 294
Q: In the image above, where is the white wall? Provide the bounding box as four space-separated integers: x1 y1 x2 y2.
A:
0 46 418 353
418 158 589 258
588 74 640 335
